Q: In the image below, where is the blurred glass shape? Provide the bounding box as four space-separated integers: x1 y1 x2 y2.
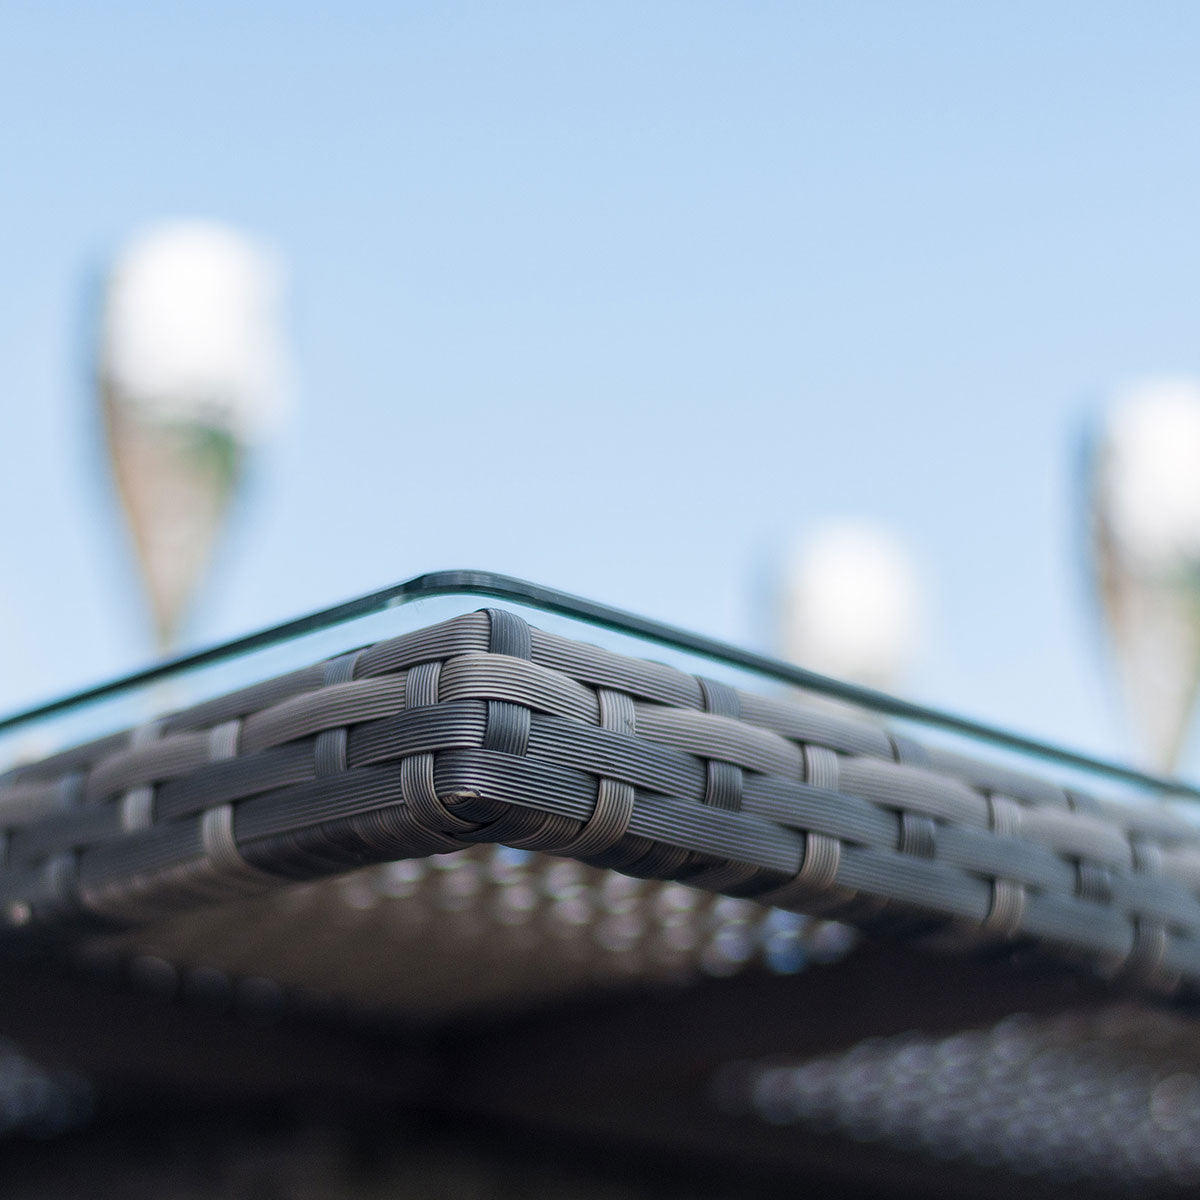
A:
1086 378 1200 771
98 221 291 649
779 522 923 691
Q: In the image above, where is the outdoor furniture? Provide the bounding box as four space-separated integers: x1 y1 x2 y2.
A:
2 571 1199 1197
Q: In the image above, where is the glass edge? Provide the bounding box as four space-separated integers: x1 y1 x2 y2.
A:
2 568 1196 802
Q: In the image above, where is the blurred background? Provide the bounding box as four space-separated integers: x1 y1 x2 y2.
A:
5 5 1200 769
7 7 1200 1196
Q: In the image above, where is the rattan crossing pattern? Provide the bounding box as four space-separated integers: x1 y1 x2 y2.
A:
3 607 1200 996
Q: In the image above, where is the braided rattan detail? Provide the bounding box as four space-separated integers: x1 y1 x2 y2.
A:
3 607 1200 997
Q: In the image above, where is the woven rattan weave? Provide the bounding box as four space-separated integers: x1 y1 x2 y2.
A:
2 605 1199 999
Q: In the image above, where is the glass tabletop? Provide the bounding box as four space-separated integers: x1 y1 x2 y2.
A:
2 569 1196 808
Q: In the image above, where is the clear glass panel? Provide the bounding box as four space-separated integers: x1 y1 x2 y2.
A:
1 570 1195 814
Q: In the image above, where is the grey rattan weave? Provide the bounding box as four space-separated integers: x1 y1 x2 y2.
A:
3 606 1199 998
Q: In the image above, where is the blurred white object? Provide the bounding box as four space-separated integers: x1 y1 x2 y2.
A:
101 222 289 440
1088 377 1200 772
98 221 291 648
779 522 922 691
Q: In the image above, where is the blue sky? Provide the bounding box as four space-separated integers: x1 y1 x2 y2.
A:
3 2 1200 769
